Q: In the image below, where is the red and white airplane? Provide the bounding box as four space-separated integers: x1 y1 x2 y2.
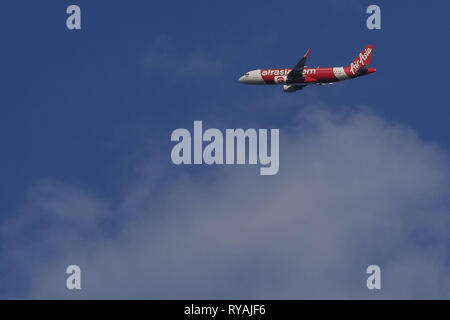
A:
238 45 376 92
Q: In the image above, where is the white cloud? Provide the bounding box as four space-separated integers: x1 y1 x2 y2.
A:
2 106 450 299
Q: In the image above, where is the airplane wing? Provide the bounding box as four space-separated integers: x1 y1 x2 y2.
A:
287 49 311 81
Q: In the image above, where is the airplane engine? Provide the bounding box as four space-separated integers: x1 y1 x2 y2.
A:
283 84 303 92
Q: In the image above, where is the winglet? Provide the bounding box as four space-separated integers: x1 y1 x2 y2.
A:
304 49 311 58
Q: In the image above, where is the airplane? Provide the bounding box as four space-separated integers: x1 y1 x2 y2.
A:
238 45 375 92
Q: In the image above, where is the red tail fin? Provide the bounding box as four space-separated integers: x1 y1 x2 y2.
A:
348 45 374 75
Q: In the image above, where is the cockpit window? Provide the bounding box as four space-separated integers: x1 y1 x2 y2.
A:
245 72 250 76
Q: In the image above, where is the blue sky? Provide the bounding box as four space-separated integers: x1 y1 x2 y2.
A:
1 1 450 298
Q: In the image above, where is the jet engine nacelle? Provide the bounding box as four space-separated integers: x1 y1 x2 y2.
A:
283 84 303 92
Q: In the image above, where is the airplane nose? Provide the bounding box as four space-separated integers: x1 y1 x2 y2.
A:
238 76 244 82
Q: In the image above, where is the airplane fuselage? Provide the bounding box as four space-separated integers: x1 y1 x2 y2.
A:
239 66 376 85
238 45 376 92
